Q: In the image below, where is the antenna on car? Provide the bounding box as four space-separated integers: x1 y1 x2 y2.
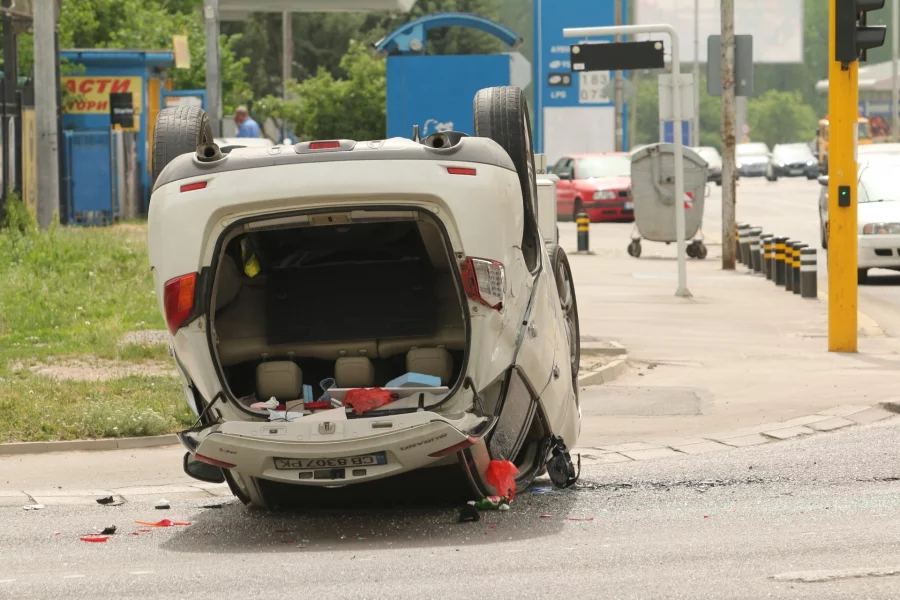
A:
412 124 421 143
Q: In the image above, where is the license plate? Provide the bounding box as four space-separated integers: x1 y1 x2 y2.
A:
790 169 803 175
273 452 387 470
624 201 634 209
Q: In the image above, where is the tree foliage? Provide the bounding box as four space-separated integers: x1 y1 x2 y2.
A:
747 90 818 149
254 41 387 142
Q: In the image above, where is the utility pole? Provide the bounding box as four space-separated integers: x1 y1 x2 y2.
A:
614 0 624 151
204 0 221 136
720 0 736 269
282 10 293 142
33 0 59 230
693 0 701 146
892 0 898 142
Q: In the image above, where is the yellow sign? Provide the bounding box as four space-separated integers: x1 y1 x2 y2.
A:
21 108 37 218
62 76 144 115
173 35 190 69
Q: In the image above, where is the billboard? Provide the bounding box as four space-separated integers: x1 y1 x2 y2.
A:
62 76 144 114
633 0 804 64
534 0 620 163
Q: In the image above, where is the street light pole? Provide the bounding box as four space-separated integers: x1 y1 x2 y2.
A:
693 0 701 147
33 0 60 230
565 24 691 298
892 0 898 142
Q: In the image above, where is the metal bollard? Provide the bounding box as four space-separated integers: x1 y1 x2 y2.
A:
792 243 807 295
576 213 590 253
735 223 743 264
774 237 787 286
785 241 796 292
761 235 773 279
749 227 762 273
800 248 817 298
738 224 752 266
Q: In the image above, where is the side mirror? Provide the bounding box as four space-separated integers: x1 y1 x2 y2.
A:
557 172 572 181
183 452 226 484
818 175 829 187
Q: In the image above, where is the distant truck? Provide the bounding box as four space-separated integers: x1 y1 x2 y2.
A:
817 114 873 175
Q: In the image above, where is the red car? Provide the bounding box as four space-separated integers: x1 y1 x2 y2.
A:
551 152 634 222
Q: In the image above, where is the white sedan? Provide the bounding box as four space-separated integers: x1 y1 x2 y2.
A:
819 161 900 283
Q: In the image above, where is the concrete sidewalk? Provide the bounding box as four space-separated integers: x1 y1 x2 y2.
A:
562 221 900 452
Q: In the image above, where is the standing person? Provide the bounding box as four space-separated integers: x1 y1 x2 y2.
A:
234 106 261 138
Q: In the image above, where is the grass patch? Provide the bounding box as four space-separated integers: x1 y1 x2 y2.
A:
0 223 164 366
0 371 194 442
117 342 170 362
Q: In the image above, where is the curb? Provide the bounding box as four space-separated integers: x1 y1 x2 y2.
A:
0 434 179 457
581 340 627 357
578 358 629 387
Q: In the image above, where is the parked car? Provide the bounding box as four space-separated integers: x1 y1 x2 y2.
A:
736 142 770 177
818 160 900 283
765 143 818 181
148 91 582 510
857 142 900 166
550 153 633 222
693 146 723 185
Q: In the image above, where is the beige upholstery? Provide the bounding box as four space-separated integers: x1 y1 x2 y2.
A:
334 357 375 388
256 361 302 401
406 347 454 385
213 218 465 367
215 255 243 311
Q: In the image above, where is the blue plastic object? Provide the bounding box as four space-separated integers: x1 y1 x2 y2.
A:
386 373 442 388
303 385 313 403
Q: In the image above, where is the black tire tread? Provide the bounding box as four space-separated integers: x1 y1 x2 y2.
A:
152 106 213 182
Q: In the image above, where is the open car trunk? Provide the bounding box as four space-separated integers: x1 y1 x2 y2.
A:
208 210 469 417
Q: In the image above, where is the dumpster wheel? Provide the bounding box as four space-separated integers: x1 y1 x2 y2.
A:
689 240 708 260
627 239 642 258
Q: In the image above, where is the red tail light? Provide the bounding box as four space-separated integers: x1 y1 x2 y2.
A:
163 273 198 335
309 140 341 150
447 167 477 176
428 436 479 458
180 181 208 193
459 258 505 310
195 453 236 469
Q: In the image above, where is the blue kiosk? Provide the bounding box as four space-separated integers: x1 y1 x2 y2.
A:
60 49 175 223
375 13 531 139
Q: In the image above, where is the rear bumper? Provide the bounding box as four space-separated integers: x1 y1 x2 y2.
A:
181 410 491 487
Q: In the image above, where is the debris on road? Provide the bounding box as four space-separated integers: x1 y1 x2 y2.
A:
100 526 117 535
540 514 552 519
486 460 519 500
565 517 594 522
201 504 224 509
80 535 110 543
531 486 554 495
471 496 510 511
458 504 481 523
135 519 191 528
23 504 45 511
95 496 124 506
154 499 171 510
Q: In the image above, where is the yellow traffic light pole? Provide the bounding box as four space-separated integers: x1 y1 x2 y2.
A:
828 1 859 353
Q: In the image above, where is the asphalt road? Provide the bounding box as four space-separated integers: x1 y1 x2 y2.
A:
2 417 900 599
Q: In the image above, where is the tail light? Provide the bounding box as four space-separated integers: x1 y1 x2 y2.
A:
163 273 198 335
447 167 477 176
180 181 208 193
428 436 479 458
460 258 505 310
308 140 341 150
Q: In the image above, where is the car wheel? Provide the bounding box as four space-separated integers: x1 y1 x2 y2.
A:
473 86 538 220
573 198 585 222
821 222 828 250
546 244 580 397
152 106 214 182
858 268 869 285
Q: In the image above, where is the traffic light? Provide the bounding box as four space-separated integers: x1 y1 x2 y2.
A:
835 0 887 63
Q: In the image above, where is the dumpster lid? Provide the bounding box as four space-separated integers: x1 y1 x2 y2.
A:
537 174 559 185
629 143 708 168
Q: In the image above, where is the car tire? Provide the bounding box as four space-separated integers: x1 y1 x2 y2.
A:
546 244 580 394
573 198 585 222
473 86 538 219
152 106 214 183
224 470 273 510
858 268 869 285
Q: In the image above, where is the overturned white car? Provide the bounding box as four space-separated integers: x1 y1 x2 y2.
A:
148 86 581 509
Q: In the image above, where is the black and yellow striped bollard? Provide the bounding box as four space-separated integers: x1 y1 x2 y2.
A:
785 241 796 292
800 248 817 298
774 237 787 286
576 212 590 253
792 243 807 295
735 223 743 264
761 234 773 279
